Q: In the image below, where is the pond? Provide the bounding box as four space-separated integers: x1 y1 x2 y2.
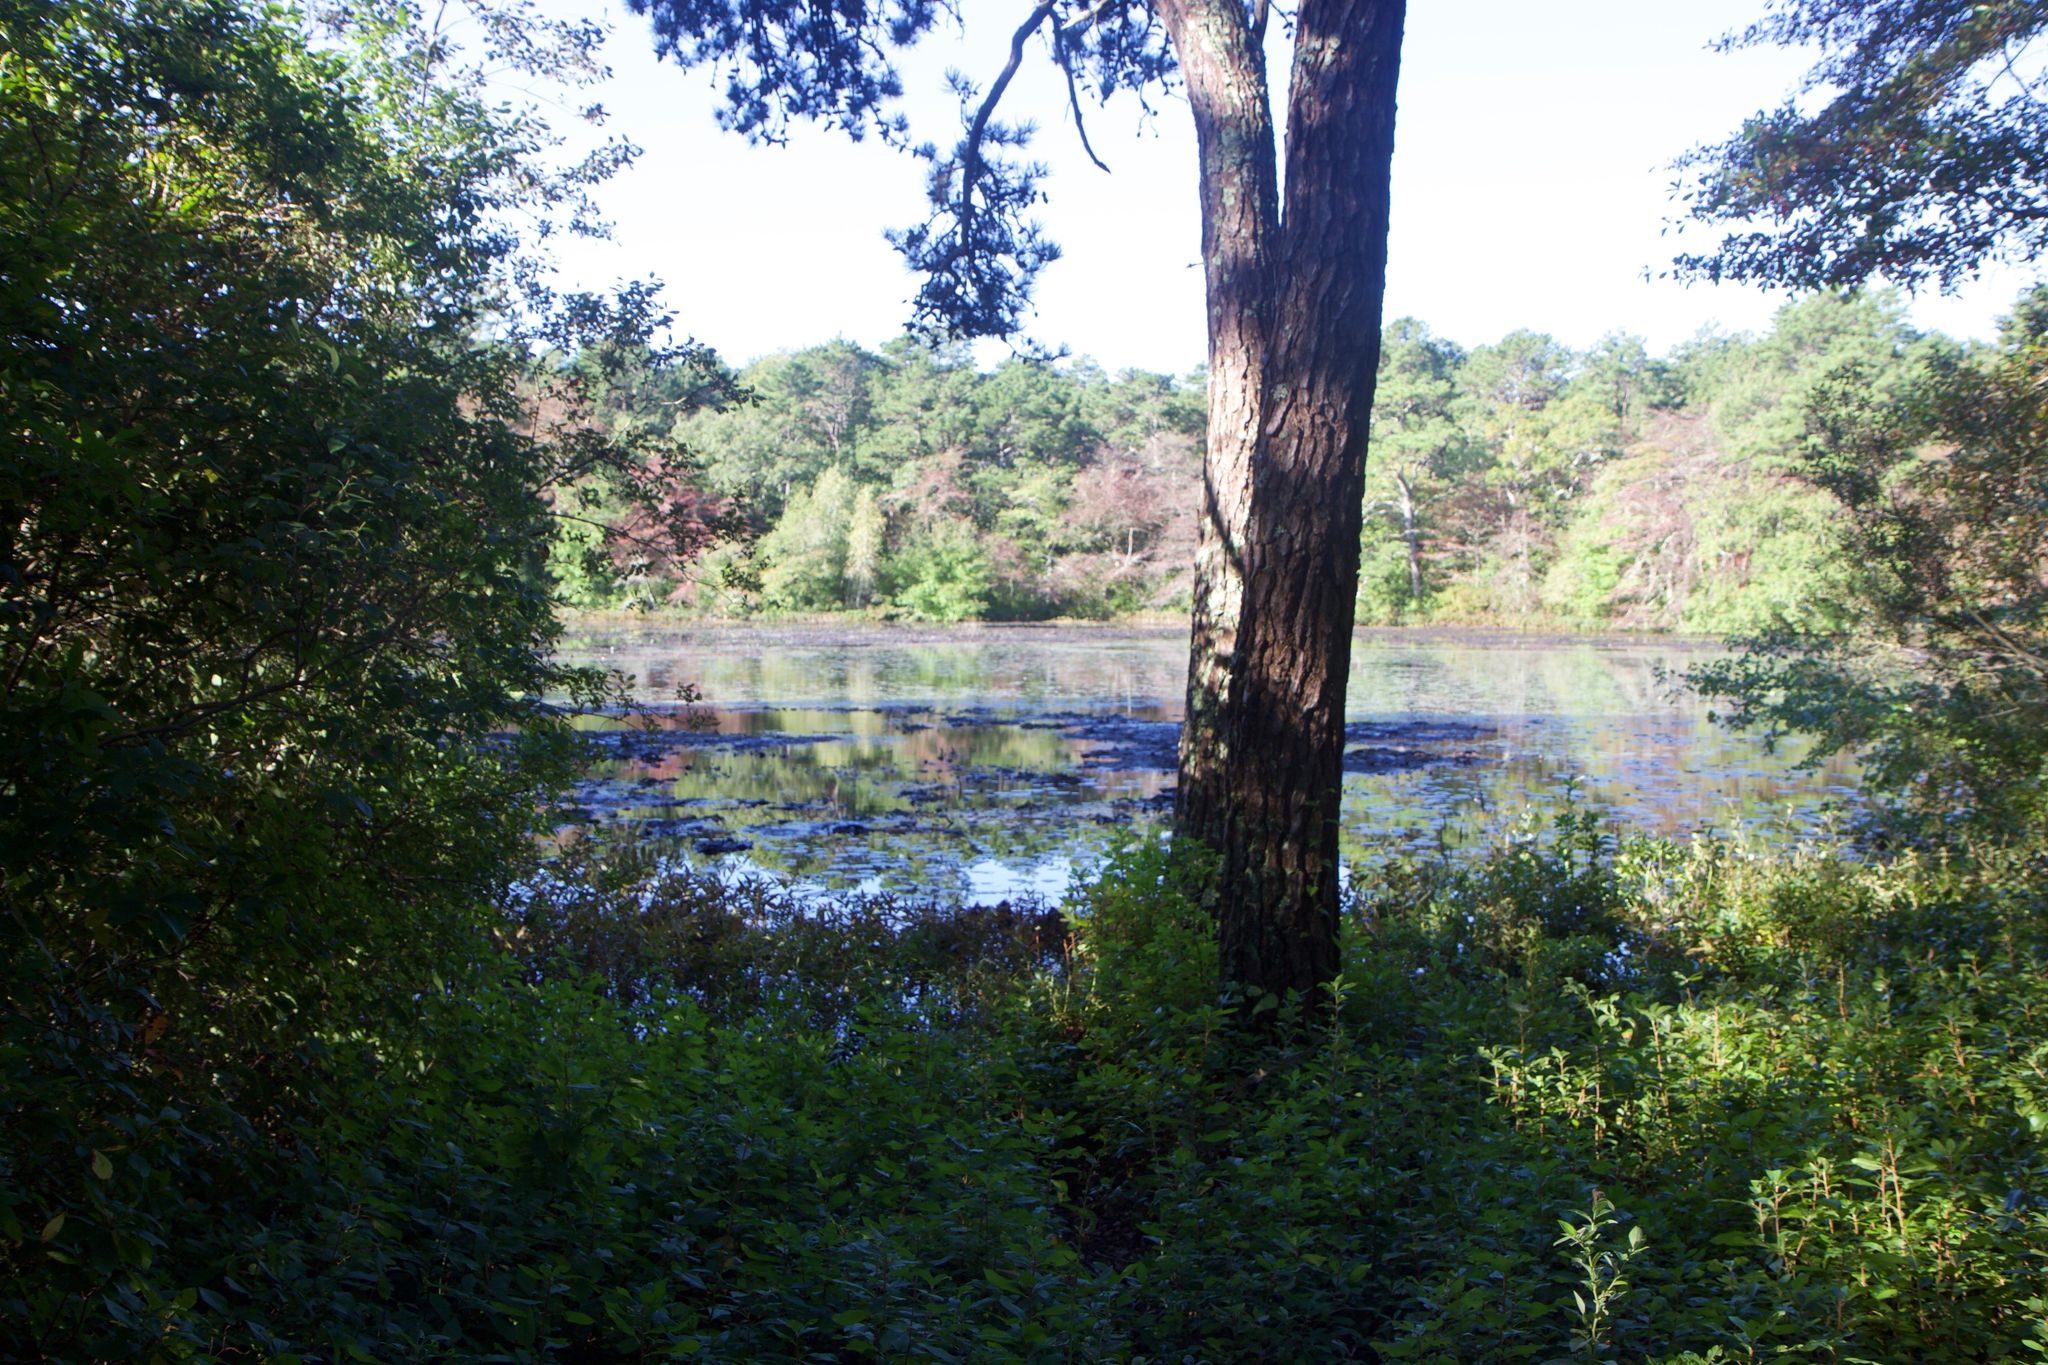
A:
552 623 1862 904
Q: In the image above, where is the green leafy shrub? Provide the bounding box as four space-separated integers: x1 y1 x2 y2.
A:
0 1 695 1353
11 780 2048 1359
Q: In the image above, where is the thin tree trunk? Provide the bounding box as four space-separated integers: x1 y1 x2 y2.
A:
1395 468 1424 601
1167 0 1405 1003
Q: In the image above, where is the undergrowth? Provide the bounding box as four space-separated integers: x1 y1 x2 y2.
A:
8 824 2048 1361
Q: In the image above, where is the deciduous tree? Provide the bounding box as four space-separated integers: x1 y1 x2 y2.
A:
1689 294 2048 833
0 0 717 1335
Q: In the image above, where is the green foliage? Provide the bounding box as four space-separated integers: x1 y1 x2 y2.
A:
1541 526 1629 626
1677 0 2048 292
1678 478 1859 634
1359 318 1482 617
1691 289 2048 836
542 338 746 611
656 342 1203 619
1555 1192 1646 1361
1098 823 2048 1363
887 523 995 623
1354 535 1423 625
27 1 2048 1360
585 294 1995 635
1537 444 1859 634
1360 827 2048 1362
844 484 886 608
529 819 2037 1365
1068 835 1221 1028
13 5 2044 1352
40 941 1117 1360
758 466 858 610
0 1 712 1353
1355 308 1894 632
13 762 2048 1360
1705 292 1937 468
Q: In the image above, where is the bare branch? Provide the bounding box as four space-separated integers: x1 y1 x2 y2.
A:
1053 24 1111 173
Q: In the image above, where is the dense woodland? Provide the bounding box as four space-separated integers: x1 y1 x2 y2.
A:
560 291 1965 638
5 0 2047 1361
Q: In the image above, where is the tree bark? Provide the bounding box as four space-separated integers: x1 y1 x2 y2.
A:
1166 0 1406 1003
1160 0 1279 850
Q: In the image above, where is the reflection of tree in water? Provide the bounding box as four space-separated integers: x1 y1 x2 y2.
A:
1343 642 1692 717
569 628 1730 724
557 627 1865 899
558 627 1191 711
1337 724 1859 871
588 720 1107 818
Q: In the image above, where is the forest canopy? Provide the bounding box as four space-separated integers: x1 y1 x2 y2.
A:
557 290 1979 641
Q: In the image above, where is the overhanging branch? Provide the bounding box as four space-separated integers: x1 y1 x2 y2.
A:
1053 22 1112 172
960 0 1059 233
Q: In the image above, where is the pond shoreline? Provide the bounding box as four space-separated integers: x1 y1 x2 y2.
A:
558 613 1735 655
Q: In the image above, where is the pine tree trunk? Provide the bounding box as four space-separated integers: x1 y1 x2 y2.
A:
1162 0 1279 850
1165 0 1405 1003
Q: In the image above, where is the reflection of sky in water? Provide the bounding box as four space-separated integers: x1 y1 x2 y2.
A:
554 625 1862 905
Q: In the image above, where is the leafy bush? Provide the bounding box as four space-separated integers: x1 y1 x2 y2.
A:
0 1 693 1352
1077 824 2048 1363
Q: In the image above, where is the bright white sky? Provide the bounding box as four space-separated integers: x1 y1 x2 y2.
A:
535 0 2039 373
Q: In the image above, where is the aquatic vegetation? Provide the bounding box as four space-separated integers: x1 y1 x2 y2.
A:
550 629 1865 905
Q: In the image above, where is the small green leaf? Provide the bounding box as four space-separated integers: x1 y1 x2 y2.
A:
39 1213 65 1243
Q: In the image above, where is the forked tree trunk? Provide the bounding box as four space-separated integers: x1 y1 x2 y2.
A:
1164 0 1405 1002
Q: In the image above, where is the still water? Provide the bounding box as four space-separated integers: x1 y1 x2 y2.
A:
553 623 1861 904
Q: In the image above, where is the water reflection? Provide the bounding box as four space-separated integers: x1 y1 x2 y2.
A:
554 624 1861 904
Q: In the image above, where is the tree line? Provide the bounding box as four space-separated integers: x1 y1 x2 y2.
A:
553 339 1203 620
554 287 1976 637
